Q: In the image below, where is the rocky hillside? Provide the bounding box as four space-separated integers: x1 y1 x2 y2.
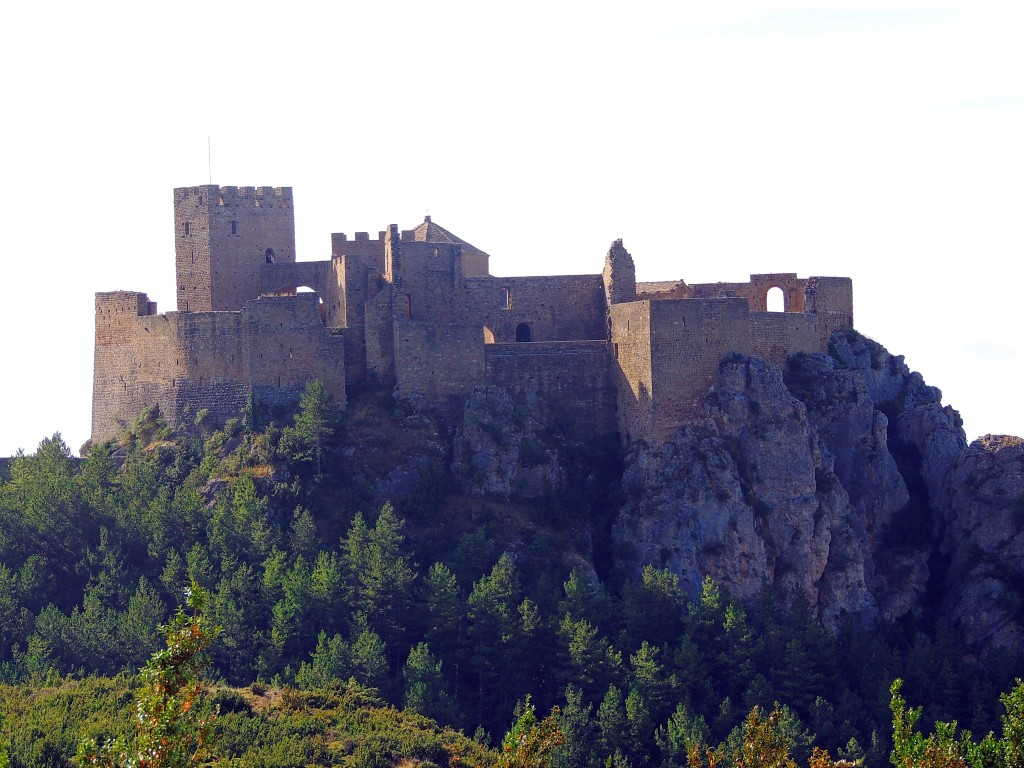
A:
611 329 1022 650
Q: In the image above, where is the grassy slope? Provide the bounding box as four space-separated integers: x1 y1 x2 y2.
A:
0 678 497 768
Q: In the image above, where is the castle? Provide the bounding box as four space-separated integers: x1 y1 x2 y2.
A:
91 185 854 446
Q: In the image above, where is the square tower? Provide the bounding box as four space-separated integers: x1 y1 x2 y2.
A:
174 185 296 312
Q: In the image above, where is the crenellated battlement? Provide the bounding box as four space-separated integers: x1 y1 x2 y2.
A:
216 185 293 206
334 231 387 243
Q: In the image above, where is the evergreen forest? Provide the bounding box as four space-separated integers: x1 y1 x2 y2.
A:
0 383 1022 767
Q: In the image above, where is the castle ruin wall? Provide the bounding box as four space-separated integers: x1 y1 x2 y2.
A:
609 301 655 443
484 341 617 438
91 291 344 444
748 311 820 368
648 298 752 443
393 320 485 401
804 277 854 348
465 275 606 344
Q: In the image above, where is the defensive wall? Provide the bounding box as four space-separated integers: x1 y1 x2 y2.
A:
465 275 607 344
484 341 617 438
91 184 855 448
92 290 345 443
610 274 851 443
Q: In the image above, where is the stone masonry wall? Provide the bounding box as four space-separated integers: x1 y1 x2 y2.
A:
93 291 160 442
393 320 485 401
609 301 654 443
675 273 809 312
465 275 606 344
749 312 820 368
805 277 854 349
389 241 465 323
648 298 752 443
242 294 347 411
175 186 296 312
484 341 617 438
364 288 395 382
91 292 345 444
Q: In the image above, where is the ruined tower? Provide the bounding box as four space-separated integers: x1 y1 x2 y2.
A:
174 185 296 312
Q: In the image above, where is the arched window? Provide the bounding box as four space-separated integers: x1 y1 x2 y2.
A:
516 323 532 342
767 286 785 312
265 248 275 264
503 287 512 309
483 326 496 344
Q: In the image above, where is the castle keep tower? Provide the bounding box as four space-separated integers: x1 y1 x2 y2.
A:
174 185 296 312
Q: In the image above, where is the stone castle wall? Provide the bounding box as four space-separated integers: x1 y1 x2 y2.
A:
485 341 617 438
609 301 655 442
388 241 467 323
175 186 296 313
610 295 835 444
647 298 751 442
465 275 606 344
94 184 856 448
804 277 854 349
394 320 485 401
749 311 820 369
92 291 344 443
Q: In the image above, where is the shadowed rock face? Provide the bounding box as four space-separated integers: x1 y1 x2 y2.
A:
612 330 1024 651
943 435 1024 650
450 387 565 501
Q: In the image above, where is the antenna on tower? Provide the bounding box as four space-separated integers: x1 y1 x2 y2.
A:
207 136 212 184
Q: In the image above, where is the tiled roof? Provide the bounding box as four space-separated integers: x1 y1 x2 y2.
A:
408 216 488 257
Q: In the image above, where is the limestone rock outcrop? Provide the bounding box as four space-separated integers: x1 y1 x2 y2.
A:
612 329 1022 648
451 387 565 500
943 435 1024 650
614 353 876 627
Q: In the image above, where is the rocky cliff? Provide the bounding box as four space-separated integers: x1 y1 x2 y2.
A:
334 329 1019 653
611 329 1021 650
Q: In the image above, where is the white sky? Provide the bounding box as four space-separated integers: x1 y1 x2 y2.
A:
1 2 1021 456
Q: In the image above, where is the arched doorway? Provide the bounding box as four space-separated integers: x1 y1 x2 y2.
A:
766 286 785 312
515 323 532 342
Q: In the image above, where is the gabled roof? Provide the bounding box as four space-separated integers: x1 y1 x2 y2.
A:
407 216 489 258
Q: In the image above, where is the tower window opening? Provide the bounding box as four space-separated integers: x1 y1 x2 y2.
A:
516 323 532 342
231 221 238 235
767 286 785 312
266 248 275 263
503 287 512 309
183 222 191 236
